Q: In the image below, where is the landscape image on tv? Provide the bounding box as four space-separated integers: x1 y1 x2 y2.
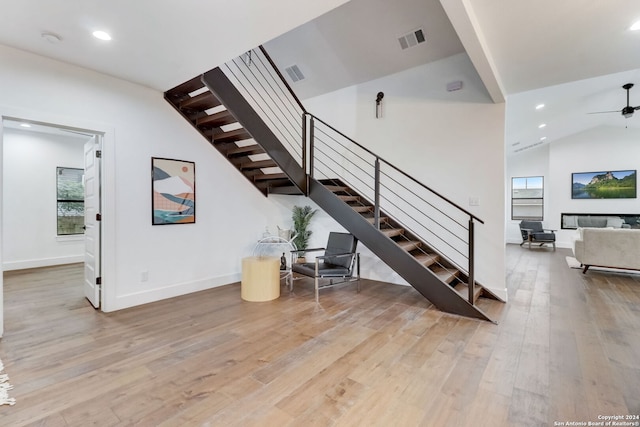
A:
572 170 637 199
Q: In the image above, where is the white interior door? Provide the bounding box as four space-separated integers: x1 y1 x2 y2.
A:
84 136 101 308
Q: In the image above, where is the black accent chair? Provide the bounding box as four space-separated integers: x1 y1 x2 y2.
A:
519 220 556 250
291 232 360 303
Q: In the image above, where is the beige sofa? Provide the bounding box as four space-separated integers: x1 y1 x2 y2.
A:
573 228 640 273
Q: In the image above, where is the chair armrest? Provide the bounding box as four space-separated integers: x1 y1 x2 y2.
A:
520 228 533 237
291 247 325 254
316 252 357 260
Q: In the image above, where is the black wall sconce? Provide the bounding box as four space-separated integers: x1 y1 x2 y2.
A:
375 92 384 118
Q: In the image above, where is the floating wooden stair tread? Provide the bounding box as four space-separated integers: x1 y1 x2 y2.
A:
432 266 458 284
211 128 251 144
166 76 205 99
226 144 264 157
196 110 236 128
414 253 439 267
180 91 221 111
454 282 483 303
325 185 349 192
351 205 373 213
397 240 422 252
364 216 388 224
268 185 304 195
240 159 277 170
338 195 360 202
254 172 287 181
381 228 404 238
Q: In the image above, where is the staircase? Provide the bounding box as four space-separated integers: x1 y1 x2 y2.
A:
165 47 504 322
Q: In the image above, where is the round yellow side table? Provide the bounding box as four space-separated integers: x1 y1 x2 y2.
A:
241 256 280 302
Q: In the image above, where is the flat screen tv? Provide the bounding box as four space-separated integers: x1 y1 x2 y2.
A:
571 170 637 199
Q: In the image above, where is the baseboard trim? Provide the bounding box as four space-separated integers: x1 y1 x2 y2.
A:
105 273 242 312
3 255 84 271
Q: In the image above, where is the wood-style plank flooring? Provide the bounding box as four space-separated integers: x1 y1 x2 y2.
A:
0 245 639 426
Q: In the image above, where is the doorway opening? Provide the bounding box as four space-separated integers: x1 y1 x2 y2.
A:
1 118 103 311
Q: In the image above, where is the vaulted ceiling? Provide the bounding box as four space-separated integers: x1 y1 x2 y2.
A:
1 0 639 155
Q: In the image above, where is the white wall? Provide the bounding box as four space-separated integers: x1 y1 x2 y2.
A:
2 127 87 270
302 53 507 297
507 126 640 247
0 44 295 334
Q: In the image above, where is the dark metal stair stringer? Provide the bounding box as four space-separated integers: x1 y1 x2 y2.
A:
202 68 307 195
308 178 494 322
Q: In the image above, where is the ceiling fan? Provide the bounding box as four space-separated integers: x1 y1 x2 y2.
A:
589 83 640 118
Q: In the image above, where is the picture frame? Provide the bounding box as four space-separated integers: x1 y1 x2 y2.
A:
571 170 636 199
152 157 196 225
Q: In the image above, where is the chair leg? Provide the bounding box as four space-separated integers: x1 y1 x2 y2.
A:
315 258 320 304
356 253 361 293
287 272 293 292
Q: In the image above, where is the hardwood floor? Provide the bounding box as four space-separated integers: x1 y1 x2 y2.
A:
0 245 639 426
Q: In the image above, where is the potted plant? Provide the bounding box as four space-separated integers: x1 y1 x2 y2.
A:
292 205 317 261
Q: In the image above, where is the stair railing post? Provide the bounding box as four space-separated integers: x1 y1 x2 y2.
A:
302 113 307 195
468 218 475 304
374 158 381 229
309 116 315 180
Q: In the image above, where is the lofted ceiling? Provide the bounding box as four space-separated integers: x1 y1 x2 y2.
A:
0 0 639 156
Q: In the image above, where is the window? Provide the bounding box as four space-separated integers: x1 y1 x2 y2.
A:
512 176 543 220
57 167 84 235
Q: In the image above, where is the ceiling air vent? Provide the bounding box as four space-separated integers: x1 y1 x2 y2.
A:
398 28 426 50
285 64 305 83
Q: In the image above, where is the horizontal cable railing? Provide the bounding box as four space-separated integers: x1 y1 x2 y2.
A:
220 48 306 167
220 46 484 303
309 114 478 277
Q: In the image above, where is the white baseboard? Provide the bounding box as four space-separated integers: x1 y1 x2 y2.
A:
3 255 84 271
104 273 242 312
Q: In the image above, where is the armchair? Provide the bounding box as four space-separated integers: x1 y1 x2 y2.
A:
291 232 360 303
519 220 556 250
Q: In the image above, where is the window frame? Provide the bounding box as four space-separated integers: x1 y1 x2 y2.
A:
56 166 85 236
511 176 544 221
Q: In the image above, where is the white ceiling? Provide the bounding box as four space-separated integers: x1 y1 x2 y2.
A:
264 0 466 100
1 0 640 156
0 0 350 91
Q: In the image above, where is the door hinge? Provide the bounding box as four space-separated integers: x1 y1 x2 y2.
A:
96 277 102 285
96 150 102 158
96 213 102 221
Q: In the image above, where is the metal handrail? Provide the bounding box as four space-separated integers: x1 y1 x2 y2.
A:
308 113 483 224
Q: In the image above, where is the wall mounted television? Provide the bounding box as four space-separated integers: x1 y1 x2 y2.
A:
571 170 637 199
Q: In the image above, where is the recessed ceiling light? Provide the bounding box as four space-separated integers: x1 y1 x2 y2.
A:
92 30 112 41
538 123 547 129
630 20 640 31
535 103 545 110
20 123 31 128
540 136 547 141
